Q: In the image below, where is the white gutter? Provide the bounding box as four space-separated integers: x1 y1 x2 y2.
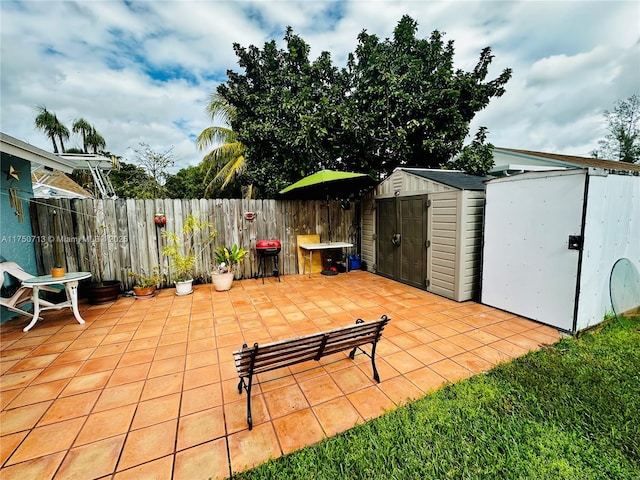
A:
0 132 77 174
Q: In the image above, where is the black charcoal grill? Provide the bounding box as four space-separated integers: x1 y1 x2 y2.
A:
256 240 281 283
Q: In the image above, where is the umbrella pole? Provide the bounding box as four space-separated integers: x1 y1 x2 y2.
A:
327 195 332 244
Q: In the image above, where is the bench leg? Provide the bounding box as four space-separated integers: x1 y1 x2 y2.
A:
349 344 381 383
237 376 254 430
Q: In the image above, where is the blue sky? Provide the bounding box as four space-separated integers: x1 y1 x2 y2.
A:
1 0 638 172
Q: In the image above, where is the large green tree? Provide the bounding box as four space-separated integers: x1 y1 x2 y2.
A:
591 94 640 163
218 26 350 196
217 16 512 196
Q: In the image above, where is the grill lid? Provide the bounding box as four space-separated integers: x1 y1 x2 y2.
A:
256 240 281 249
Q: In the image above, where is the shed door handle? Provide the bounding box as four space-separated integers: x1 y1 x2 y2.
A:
391 234 401 246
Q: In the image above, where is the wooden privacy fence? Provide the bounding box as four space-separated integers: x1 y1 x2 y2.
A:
29 198 357 289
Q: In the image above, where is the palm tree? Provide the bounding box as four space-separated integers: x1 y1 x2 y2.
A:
34 106 61 153
72 118 93 153
86 127 106 154
196 93 249 197
52 114 69 153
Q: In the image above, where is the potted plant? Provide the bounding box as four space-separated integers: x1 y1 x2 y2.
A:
162 214 216 295
128 267 162 299
212 244 248 291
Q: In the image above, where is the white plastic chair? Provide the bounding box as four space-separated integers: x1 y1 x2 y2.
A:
0 262 59 318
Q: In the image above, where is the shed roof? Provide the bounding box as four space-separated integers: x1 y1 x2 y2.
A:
401 168 491 190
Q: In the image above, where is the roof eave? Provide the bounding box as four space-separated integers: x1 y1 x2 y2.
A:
0 132 77 174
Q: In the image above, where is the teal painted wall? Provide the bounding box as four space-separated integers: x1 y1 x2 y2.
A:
1 152 37 322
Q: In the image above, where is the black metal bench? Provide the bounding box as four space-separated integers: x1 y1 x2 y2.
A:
232 315 390 429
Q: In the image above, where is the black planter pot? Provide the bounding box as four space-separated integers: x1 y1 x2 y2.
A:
86 280 122 305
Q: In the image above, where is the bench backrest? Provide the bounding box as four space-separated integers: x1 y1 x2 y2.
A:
233 316 390 378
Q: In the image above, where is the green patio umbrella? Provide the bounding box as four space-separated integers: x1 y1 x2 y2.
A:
278 169 376 243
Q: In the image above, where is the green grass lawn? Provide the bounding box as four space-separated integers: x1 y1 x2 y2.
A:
234 317 640 479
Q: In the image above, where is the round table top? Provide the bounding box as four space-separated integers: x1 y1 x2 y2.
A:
22 271 92 286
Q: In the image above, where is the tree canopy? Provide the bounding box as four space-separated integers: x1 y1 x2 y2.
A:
217 15 512 197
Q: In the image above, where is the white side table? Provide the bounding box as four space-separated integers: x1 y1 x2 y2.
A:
21 272 92 332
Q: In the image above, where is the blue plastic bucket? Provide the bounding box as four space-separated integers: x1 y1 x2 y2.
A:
349 254 361 270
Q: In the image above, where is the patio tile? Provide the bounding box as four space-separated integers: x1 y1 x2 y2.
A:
224 396 270 434
272 408 325 454
377 375 424 405
490 339 529 358
119 347 156 367
452 352 495 374
107 362 151 387
0 369 42 391
228 422 280 474
429 358 474 383
56 434 125 479
117 419 177 470
113 454 174 480
383 350 424 374
175 439 229 480
0 430 28 465
0 271 562 479
298 374 342 406
0 401 52 435
177 406 226 450
428 338 467 357
60 370 111 396
347 386 395 420
38 390 100 425
140 372 183 401
313 396 362 437
75 403 137 445
329 365 373 394
263 383 309 419
6 378 69 408
131 392 181 429
93 381 144 412
0 452 65 480
6 416 85 464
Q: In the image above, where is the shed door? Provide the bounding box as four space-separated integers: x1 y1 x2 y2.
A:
376 196 426 288
481 172 586 331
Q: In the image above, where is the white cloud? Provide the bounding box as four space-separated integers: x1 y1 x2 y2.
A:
1 0 639 173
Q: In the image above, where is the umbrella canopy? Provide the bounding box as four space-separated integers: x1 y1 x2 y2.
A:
278 169 376 201
278 169 377 244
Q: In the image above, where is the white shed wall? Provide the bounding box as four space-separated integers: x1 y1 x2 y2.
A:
576 173 640 330
482 170 585 331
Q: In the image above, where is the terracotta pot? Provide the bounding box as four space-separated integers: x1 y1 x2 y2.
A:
86 281 121 305
133 285 156 298
51 267 66 278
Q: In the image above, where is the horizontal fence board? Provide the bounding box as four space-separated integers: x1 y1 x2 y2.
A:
29 198 355 290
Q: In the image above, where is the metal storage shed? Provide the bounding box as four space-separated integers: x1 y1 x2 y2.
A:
361 168 490 302
481 168 640 334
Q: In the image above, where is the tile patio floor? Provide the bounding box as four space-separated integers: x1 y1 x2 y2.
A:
0 271 561 479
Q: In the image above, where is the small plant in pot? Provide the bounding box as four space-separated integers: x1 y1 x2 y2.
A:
162 214 216 296
128 268 162 299
212 244 248 292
